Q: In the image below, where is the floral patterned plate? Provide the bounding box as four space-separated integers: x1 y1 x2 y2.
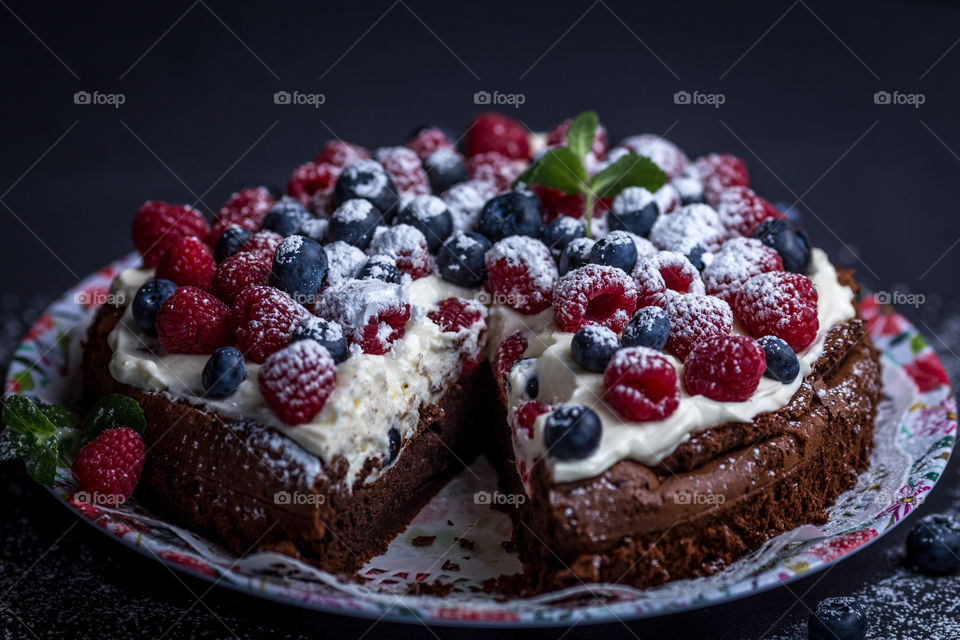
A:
5 254 956 626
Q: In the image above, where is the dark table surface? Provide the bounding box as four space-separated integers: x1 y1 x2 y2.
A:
2 1 960 638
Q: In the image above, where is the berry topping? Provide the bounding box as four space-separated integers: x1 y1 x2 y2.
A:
571 325 621 372
213 225 253 263
132 201 209 268
540 216 585 261
155 236 217 290
734 271 819 352
357 254 402 284
316 140 370 168
464 112 530 160
232 285 307 363
632 251 705 308
132 279 177 335
467 151 525 193
543 404 602 461
323 241 366 285
315 279 411 355
210 186 274 241
622 306 671 350
262 197 312 237
271 235 329 305
287 161 338 212
298 218 329 243
367 224 433 279
701 237 783 303
202 346 246 398
328 199 382 249
650 203 726 253
589 230 639 272
603 347 680 421
237 230 283 261
758 335 799 383
407 126 454 160
157 286 233 355
558 237 595 276
72 427 145 503
478 191 543 241
693 153 749 204
808 597 868 640
258 340 337 425
906 514 960 575
396 194 454 252
436 231 491 286
443 180 496 232
211 250 272 305
427 297 485 333
753 218 813 274
617 134 690 179
663 292 733 360
334 160 400 219
290 315 349 364
672 168 705 205
375 146 430 199
484 236 558 314
682 335 766 402
714 185 784 238
424 148 467 194
609 186 660 236
553 264 638 333
514 401 550 439
493 331 528 387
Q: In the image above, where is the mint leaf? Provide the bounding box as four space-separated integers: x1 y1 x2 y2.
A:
2 395 57 446
521 147 587 195
565 111 598 159
590 152 668 199
39 403 77 429
82 394 146 443
23 436 59 485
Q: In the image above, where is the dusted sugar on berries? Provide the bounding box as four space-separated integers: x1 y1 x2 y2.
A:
209 186 274 242
694 153 749 204
407 126 454 160
315 279 411 355
211 251 272 305
553 264 637 333
493 331 528 388
132 201 209 268
735 271 819 352
664 292 733 360
316 139 370 168
603 347 680 421
237 230 283 261
632 251 705 309
617 134 690 179
514 400 550 439
323 241 366 285
427 297 486 333
156 286 233 355
258 340 337 425
287 161 338 212
464 112 530 160
367 224 433 279
155 236 216 290
484 236 558 314
683 335 766 402
232 285 308 363
650 203 726 252
443 180 496 232
467 152 525 193
72 427 145 503
702 237 783 303
714 186 784 238
396 194 454 252
375 146 429 199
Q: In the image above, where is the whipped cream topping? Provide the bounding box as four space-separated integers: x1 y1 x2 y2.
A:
106 271 484 487
487 248 856 485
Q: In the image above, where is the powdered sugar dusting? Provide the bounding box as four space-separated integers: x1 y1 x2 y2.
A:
323 241 366 284
650 203 726 252
702 237 783 303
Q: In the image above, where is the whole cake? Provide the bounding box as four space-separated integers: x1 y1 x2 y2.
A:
80 111 881 588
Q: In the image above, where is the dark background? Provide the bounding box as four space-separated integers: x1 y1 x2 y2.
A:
2 1 959 638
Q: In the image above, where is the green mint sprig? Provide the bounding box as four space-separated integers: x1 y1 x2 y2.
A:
81 393 146 444
515 110 668 236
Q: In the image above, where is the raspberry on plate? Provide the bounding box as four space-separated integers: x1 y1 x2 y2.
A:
427 297 485 333
693 153 749 205
157 286 233 354
603 347 680 421
407 127 454 160
493 331 528 388
375 146 430 199
632 251 704 309
714 186 785 238
467 151 526 193
211 250 273 305
315 279 411 355
553 264 638 334
734 271 819 352
132 201 209 268
367 224 434 279
514 400 550 439
664 292 733 360
484 236 558 314
464 112 530 159
258 339 337 425
72 426 145 503
232 285 308 363
237 230 283 261
316 140 371 168
155 236 217 290
683 335 766 402
702 237 783 303
617 134 689 179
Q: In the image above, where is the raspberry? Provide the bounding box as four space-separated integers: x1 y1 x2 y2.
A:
715 186 785 238
632 251 704 308
464 112 530 159
315 279 411 355
155 236 216 290
287 161 339 212
514 400 550 439
617 134 690 179
232 285 307 363
484 236 558 314
702 237 783 303
208 186 274 244
664 292 733 360
367 224 434 279
157 286 233 354
211 251 273 304
493 331 528 387
734 271 819 352
466 151 525 193
72 427 145 503
375 146 429 199
650 203 726 253
553 264 638 333
132 201 209 268
683 335 766 402
316 140 371 168
530 185 612 223
694 153 749 205
407 127 454 160
258 340 337 425
547 118 608 159
427 297 484 332
603 347 680 421
237 230 283 261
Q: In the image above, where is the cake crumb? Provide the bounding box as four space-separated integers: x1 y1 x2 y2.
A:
412 535 436 547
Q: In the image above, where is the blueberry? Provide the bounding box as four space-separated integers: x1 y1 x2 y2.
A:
132 279 177 334
436 231 491 286
685 244 708 271
262 197 312 236
357 254 402 284
202 346 246 398
424 148 467 194
609 187 660 236
570 325 621 372
559 237 595 275
622 307 670 350
396 194 453 253
540 216 585 261
589 230 638 272
478 191 543 241
906 513 960 575
387 427 402 463
808 597 867 640
544 404 602 461
290 316 349 364
753 218 812 274
773 200 803 223
758 336 799 383
525 375 539 399
328 199 382 249
213 225 253 263
271 235 329 305
334 159 399 220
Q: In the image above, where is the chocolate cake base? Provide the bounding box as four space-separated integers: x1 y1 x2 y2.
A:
83 304 495 574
